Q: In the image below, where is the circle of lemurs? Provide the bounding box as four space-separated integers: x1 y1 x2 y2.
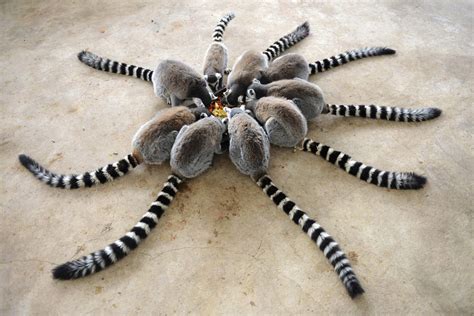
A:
19 12 441 299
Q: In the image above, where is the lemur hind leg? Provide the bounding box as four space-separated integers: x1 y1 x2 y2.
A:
301 138 427 190
256 175 364 299
52 175 182 279
324 104 442 122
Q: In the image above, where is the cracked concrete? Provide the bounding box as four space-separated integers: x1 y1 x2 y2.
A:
1 0 472 314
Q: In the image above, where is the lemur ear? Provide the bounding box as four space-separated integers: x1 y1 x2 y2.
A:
215 73 222 80
237 95 244 104
239 104 246 111
252 78 260 84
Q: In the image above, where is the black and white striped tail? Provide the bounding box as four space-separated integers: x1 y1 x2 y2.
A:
256 175 364 298
262 21 310 61
212 12 236 42
325 104 442 122
52 175 182 280
18 154 140 189
78 51 154 82
302 139 426 190
309 47 396 74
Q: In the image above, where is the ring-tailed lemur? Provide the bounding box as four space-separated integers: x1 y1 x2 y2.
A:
262 47 396 83
19 106 209 189
203 12 235 92
225 21 310 106
170 115 226 179
247 79 442 122
245 96 307 147
226 108 364 298
247 78 326 121
53 175 182 279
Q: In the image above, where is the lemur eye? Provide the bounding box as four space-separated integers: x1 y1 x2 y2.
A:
222 117 229 125
200 113 208 119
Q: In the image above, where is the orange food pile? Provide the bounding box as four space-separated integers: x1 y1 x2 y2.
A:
209 97 227 118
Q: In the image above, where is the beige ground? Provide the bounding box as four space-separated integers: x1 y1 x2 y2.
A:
1 0 472 314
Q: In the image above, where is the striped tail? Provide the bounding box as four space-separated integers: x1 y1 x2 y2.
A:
212 12 236 42
302 138 426 190
309 47 396 74
18 154 140 189
77 51 154 82
262 21 310 62
256 175 364 298
52 175 182 279
325 104 442 122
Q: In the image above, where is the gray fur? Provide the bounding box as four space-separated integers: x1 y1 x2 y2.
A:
203 42 227 92
246 96 307 147
132 106 198 164
264 53 310 82
170 116 226 179
227 110 270 180
225 50 268 106
247 78 326 121
152 60 212 107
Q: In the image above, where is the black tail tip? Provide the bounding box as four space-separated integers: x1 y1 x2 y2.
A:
382 47 396 55
428 107 442 119
298 21 310 35
77 50 87 61
347 280 365 298
402 173 427 190
18 154 35 169
52 264 76 280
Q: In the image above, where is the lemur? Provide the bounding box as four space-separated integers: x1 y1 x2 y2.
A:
245 96 307 147
19 106 209 190
247 78 442 123
19 110 225 280
263 47 397 82
225 21 310 106
226 107 364 298
203 12 235 92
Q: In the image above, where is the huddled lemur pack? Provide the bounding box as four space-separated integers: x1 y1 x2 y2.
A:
19 12 441 299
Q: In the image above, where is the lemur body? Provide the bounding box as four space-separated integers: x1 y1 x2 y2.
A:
227 108 270 179
225 21 310 106
19 106 209 189
152 60 212 107
247 78 326 121
170 116 226 179
246 97 307 147
264 53 310 82
226 109 364 298
203 13 235 92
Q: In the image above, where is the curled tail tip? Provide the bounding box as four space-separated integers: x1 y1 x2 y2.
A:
346 280 365 298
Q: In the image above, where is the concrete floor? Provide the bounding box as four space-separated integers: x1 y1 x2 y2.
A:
1 0 472 314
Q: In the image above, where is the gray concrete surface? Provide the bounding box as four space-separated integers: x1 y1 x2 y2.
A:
1 0 472 314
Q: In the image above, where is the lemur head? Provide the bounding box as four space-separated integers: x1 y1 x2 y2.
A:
189 80 213 107
246 79 267 101
189 107 212 121
224 83 247 107
204 73 223 92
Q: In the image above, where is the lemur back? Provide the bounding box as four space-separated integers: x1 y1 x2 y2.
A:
227 109 270 180
247 78 326 121
170 116 226 179
247 96 307 147
264 53 310 82
203 12 236 92
152 60 212 107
